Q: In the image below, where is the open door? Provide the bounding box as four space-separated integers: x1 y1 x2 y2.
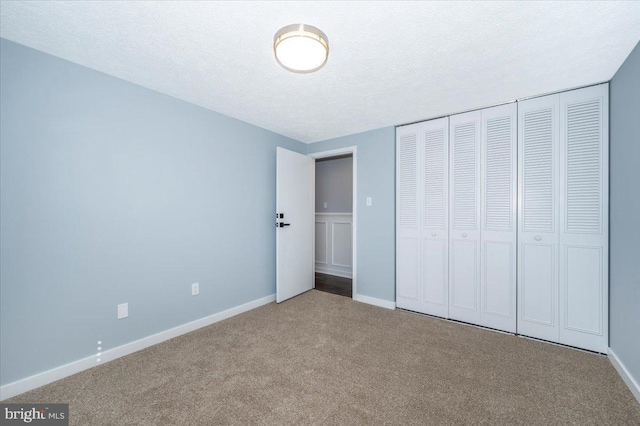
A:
276 147 315 303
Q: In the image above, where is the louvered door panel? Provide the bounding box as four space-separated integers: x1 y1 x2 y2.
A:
517 94 560 343
421 118 449 317
481 104 517 333
398 133 418 229
565 100 602 234
559 84 608 353
424 128 447 230
485 116 513 231
522 109 554 232
452 123 477 230
396 126 421 312
449 111 481 325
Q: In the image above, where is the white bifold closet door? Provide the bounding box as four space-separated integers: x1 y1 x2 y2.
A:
448 105 517 332
480 104 517 333
558 84 609 353
448 112 481 325
396 118 449 317
517 93 560 342
396 126 420 312
517 84 608 352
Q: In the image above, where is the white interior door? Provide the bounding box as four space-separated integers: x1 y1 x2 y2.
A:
449 111 482 325
276 147 315 303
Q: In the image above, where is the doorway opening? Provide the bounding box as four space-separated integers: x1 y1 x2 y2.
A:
309 147 357 299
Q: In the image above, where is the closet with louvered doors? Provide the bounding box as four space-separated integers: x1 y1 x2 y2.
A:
517 84 608 352
396 118 449 317
396 84 607 351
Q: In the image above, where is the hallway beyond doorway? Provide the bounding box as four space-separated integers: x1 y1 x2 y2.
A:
315 272 352 298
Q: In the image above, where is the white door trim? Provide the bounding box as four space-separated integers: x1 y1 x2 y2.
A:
309 146 358 299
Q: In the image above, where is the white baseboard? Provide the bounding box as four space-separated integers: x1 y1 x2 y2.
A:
0 294 276 401
315 265 352 279
608 347 640 405
353 293 396 310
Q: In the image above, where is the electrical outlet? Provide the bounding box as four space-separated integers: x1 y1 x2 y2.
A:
117 303 128 319
192 283 200 296
323 202 327 208
366 197 373 207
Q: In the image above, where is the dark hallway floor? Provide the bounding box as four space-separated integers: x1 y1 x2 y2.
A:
314 272 352 298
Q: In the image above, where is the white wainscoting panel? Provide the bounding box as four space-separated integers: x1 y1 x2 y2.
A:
315 222 328 264
315 213 353 278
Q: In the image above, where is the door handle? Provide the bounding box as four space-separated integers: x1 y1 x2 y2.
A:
535 235 541 241
276 222 291 228
461 232 467 238
431 232 437 237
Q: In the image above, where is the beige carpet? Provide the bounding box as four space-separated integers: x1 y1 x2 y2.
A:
6 290 640 425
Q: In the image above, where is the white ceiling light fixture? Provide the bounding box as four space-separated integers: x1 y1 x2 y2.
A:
274 24 329 73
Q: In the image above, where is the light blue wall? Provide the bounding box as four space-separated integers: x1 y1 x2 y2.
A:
307 128 396 302
315 156 352 213
609 42 640 385
0 38 305 386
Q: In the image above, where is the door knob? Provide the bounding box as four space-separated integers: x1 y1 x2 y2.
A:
277 222 291 228
462 233 467 238
535 235 542 241
431 232 437 237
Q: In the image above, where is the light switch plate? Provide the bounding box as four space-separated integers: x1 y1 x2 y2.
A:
192 283 200 296
117 303 128 320
366 197 372 206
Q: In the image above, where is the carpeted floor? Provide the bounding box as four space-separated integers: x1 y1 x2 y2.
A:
6 290 640 425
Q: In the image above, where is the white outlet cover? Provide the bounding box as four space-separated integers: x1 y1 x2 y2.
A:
366 197 372 207
192 283 199 296
323 202 327 209
117 303 128 320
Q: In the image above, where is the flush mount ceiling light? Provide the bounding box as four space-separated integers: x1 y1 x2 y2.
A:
273 24 329 73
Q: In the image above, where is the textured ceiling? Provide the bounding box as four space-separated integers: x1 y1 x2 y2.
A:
1 1 639 143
